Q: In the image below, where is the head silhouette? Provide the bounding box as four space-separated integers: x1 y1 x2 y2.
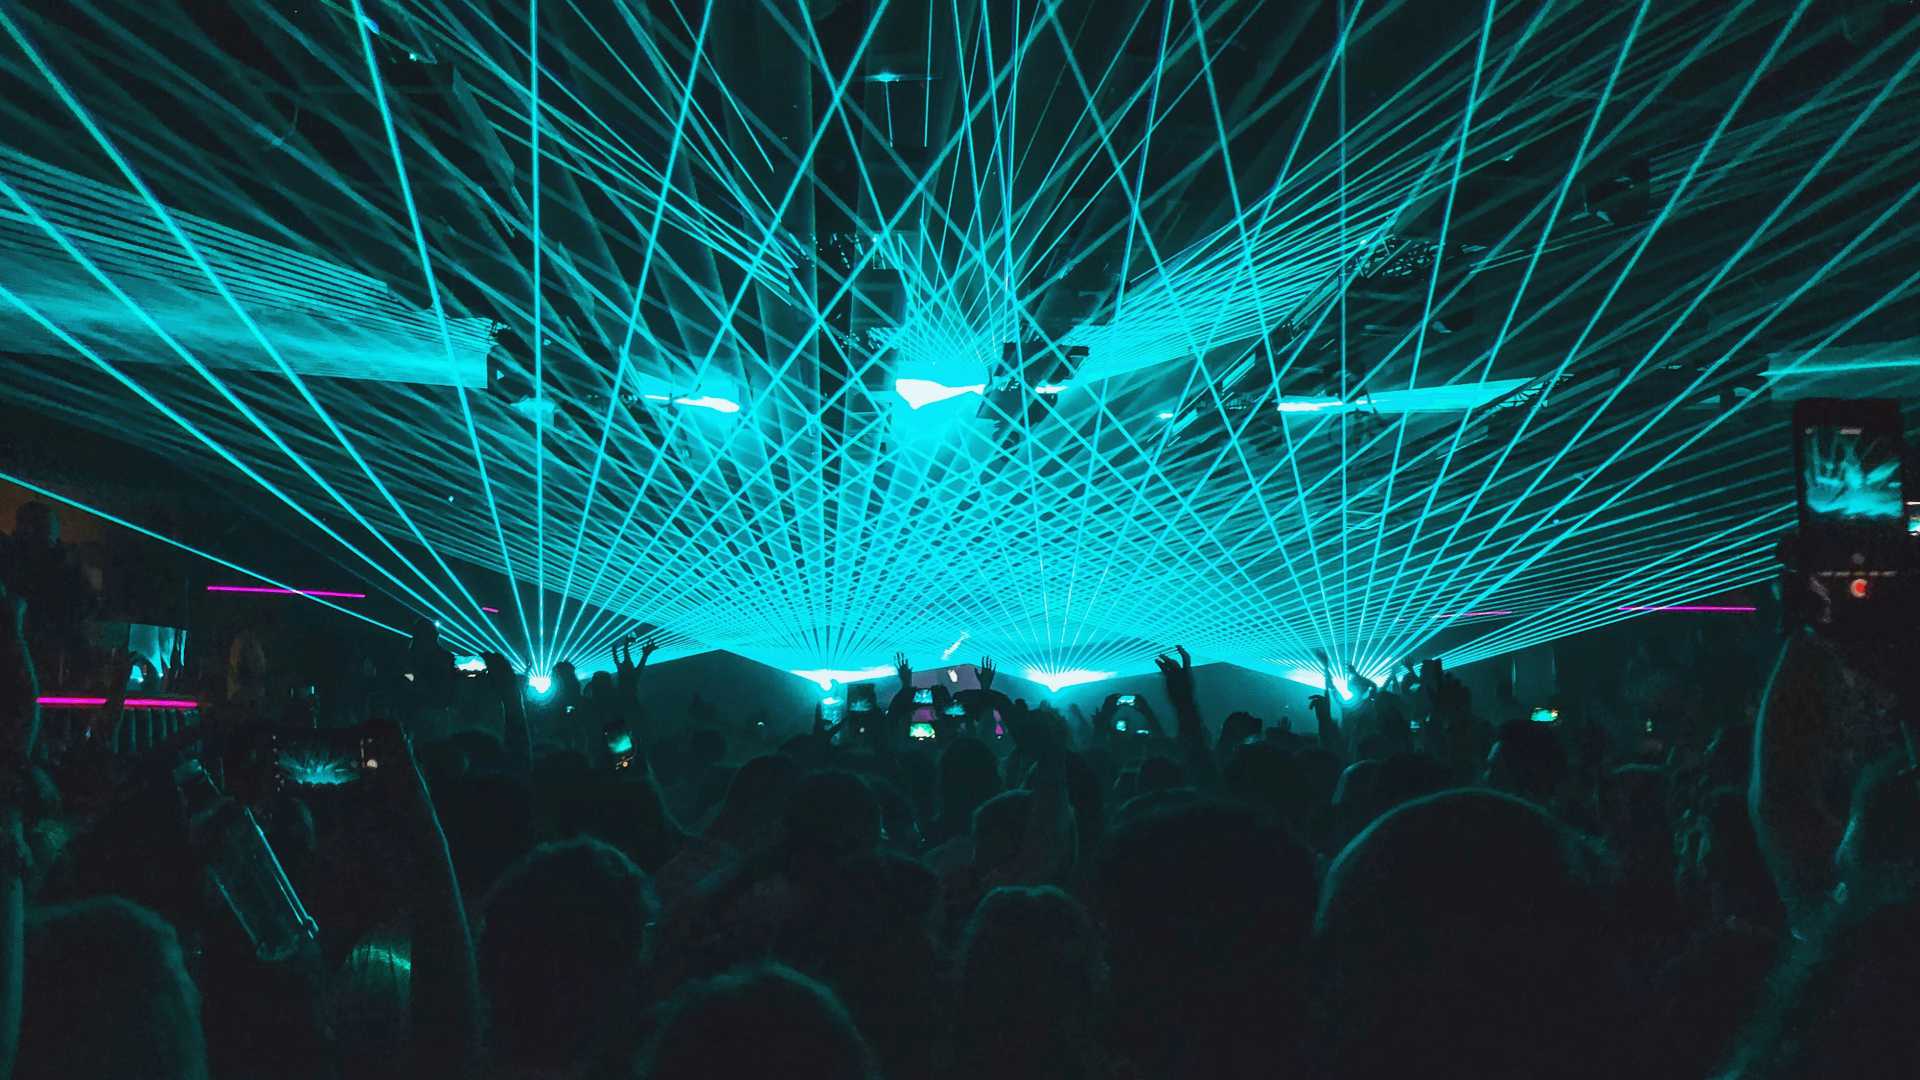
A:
710 753 803 843
1484 720 1568 806
938 736 1001 825
969 789 1033 878
20 898 208 1080
477 838 656 1071
12 501 56 547
1096 798 1316 1077
954 886 1105 1080
783 770 881 862
1316 788 1625 1080
645 964 878 1080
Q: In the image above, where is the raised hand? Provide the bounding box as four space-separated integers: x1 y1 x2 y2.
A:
1154 645 1195 706
639 637 660 664
893 651 912 690
977 655 997 693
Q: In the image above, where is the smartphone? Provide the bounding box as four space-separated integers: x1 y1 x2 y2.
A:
942 702 966 718
913 687 933 705
908 721 936 740
821 695 846 726
272 728 377 788
1530 706 1558 724
1117 693 1137 706
604 722 636 769
848 684 878 714
1792 400 1909 634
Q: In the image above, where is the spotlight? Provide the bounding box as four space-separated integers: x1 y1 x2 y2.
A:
526 673 553 696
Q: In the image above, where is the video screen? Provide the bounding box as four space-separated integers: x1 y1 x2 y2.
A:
1802 425 1902 521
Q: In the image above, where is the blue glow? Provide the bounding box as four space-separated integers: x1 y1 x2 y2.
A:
0 0 1901 702
526 674 554 696
1274 379 1531 416
894 377 985 410
791 666 894 691
640 393 742 415
278 752 357 786
1805 430 1902 520
1022 668 1113 692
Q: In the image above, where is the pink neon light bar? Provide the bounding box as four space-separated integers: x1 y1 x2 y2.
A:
482 606 500 613
207 585 366 599
1618 604 1757 613
1450 609 1514 619
37 696 200 709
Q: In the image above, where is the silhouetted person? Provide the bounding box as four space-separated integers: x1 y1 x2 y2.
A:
407 617 456 709
477 838 656 1076
644 964 878 1080
0 502 94 675
19 898 209 1079
778 850 942 1080
1655 786 1784 1078
953 886 1106 1080
1484 719 1569 808
654 753 802 910
925 737 999 848
1096 798 1316 1079
1722 898 1920 1078
1316 788 1634 1080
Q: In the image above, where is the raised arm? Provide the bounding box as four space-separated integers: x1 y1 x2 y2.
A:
1749 635 1846 927
370 721 482 1074
984 745 1078 889
1156 646 1217 789
1311 692 1343 760
1346 664 1379 699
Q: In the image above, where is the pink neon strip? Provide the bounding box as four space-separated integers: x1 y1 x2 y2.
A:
1618 604 1757 613
37 696 200 709
207 585 366 599
482 606 500 613
1451 609 1513 618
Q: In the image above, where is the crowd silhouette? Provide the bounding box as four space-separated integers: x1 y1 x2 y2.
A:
0 497 1915 1079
